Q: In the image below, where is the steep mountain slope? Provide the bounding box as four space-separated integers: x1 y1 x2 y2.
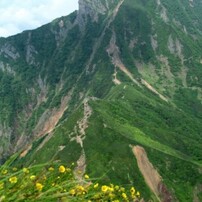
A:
0 0 202 201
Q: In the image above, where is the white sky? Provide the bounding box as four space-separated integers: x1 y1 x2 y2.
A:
0 0 78 37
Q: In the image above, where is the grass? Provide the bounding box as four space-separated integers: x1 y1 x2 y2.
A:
0 160 141 202
95 100 201 166
13 82 201 201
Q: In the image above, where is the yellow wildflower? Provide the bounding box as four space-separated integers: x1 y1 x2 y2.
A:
9 176 18 184
59 165 66 173
94 183 99 188
130 187 135 194
48 167 54 171
136 191 140 197
122 193 127 199
115 185 119 190
109 187 114 192
36 183 43 191
30 175 36 180
23 168 29 174
76 185 85 191
101 185 108 192
2 170 8 175
84 174 89 179
69 189 76 195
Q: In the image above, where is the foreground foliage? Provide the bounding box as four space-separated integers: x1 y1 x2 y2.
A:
0 163 141 202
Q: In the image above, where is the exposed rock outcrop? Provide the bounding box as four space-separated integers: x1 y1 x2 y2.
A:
0 43 20 60
133 146 174 202
77 0 122 28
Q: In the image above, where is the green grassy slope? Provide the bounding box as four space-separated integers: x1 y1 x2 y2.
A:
17 83 202 201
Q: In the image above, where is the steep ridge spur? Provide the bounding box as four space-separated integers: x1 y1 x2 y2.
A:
70 98 93 181
20 90 73 157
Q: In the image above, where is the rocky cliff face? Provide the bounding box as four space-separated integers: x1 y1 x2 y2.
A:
78 0 107 19
77 0 121 27
0 0 202 201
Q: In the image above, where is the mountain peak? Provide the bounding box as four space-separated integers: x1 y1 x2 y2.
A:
77 0 121 26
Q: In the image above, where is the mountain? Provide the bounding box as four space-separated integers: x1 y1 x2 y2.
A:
0 0 202 201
